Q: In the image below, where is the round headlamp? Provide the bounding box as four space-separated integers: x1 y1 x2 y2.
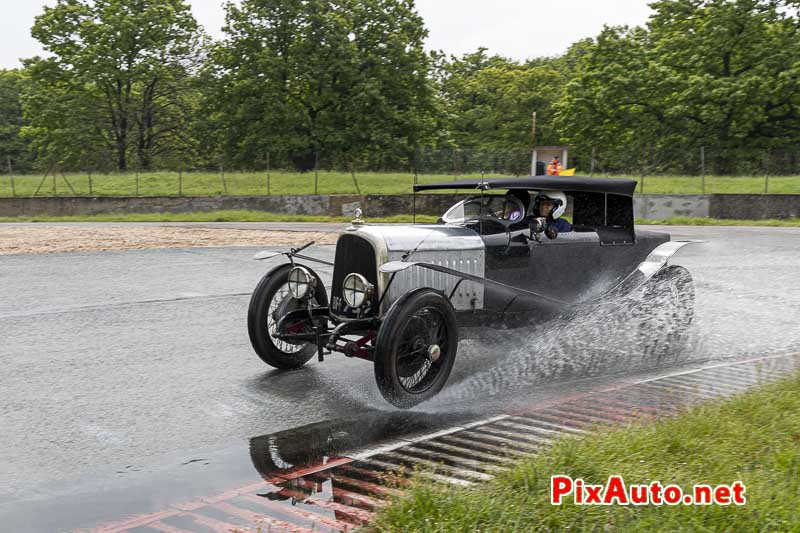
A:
287 266 315 300
342 273 373 308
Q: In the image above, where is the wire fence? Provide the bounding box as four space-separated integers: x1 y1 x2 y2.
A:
2 148 800 197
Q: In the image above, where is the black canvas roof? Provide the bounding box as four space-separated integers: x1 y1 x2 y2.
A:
413 175 637 197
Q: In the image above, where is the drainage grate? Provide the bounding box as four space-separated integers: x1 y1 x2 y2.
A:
92 353 799 532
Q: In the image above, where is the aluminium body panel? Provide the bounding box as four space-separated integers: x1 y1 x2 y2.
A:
340 224 486 314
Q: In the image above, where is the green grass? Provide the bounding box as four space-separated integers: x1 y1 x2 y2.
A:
0 209 440 224
1 170 799 197
0 210 797 227
0 170 478 197
372 372 800 532
629 174 800 194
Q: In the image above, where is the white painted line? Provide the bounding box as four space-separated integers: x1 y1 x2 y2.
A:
348 440 414 461
636 352 800 385
346 417 513 460
456 415 511 431
345 352 799 466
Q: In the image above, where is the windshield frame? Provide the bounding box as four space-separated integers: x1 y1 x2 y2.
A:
440 194 526 225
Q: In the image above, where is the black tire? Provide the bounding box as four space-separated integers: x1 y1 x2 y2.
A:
374 289 458 408
639 265 695 363
247 263 328 370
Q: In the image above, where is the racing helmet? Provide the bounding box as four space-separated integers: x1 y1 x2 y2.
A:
502 189 531 222
534 191 567 219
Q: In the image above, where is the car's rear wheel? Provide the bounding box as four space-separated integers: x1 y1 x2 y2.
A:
639 265 695 363
247 264 328 370
374 289 458 408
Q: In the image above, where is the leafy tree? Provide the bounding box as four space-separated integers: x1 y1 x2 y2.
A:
438 50 565 150
429 49 567 173
22 58 115 172
24 0 203 171
203 0 437 171
647 0 800 172
344 0 438 168
0 70 34 173
554 26 668 173
556 0 800 174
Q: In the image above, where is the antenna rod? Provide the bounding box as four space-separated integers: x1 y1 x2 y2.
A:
530 111 537 175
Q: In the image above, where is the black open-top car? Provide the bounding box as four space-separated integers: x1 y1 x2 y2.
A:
248 176 698 408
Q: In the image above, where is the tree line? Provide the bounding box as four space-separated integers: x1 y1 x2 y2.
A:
1 0 800 176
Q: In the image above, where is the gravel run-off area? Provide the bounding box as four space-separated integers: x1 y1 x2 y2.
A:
0 226 338 255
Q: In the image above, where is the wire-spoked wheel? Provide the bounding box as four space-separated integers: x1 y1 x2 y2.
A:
248 264 328 370
374 289 458 408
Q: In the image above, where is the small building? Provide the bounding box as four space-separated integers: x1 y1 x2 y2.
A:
531 145 569 175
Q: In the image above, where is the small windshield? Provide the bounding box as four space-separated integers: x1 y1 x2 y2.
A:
441 195 525 224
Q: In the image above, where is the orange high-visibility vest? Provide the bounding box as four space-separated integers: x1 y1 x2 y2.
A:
547 160 563 176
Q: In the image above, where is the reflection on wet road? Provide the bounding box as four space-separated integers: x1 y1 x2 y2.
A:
0 225 798 530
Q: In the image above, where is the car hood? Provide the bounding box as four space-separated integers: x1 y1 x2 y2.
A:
342 224 484 258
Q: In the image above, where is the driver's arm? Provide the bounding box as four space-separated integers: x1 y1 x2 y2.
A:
554 218 572 232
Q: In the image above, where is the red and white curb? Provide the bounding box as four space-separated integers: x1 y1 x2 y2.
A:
88 352 800 532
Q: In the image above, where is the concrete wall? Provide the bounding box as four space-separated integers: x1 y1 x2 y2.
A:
710 194 800 219
633 195 710 219
0 194 466 219
1 193 798 220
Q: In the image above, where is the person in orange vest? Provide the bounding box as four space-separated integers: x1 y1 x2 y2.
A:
547 156 563 176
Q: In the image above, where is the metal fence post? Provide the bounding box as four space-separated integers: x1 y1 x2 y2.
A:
135 169 140 196
349 160 361 195
61 167 76 195
88 169 93 196
33 167 48 196
314 152 319 195
640 166 645 194
178 166 183 196
7 156 15 197
700 146 706 194
220 161 228 194
266 152 271 195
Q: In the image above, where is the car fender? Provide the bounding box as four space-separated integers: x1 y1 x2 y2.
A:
601 240 704 299
253 262 329 307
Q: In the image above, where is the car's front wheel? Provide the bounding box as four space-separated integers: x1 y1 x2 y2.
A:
374 289 459 408
247 263 328 370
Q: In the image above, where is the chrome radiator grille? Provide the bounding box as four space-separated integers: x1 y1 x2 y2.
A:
331 234 379 319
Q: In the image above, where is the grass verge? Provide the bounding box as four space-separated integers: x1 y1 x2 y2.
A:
372 371 800 532
1 170 799 197
0 211 798 227
0 210 440 224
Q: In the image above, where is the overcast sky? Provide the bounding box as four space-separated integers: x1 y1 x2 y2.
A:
1 0 654 69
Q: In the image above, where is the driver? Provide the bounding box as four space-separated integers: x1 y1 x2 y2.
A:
532 191 572 236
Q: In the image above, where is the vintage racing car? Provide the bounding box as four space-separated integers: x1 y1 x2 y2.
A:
247 176 698 408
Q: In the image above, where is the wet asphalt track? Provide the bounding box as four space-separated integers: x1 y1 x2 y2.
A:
0 224 799 530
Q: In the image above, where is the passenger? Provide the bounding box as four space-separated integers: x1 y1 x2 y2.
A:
501 189 531 222
532 191 572 237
